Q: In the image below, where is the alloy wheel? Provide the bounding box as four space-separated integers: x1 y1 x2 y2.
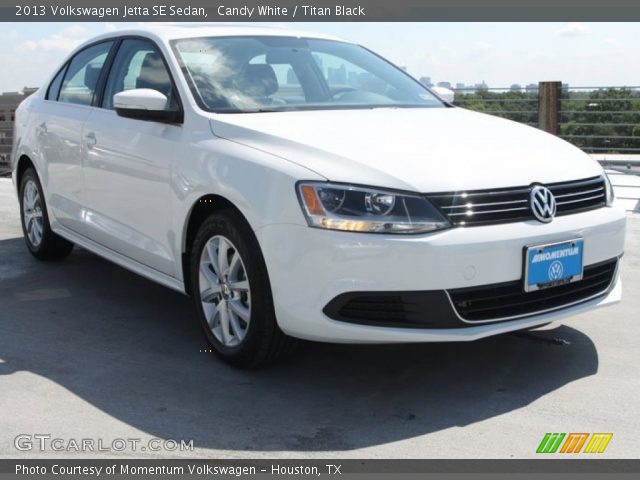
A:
199 235 251 347
22 179 44 247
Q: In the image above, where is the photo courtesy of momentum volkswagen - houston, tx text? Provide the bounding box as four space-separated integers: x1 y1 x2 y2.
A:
11 24 626 367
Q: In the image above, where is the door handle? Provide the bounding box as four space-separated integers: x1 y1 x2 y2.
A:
85 132 97 149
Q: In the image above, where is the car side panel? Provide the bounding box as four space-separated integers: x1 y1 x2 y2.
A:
170 125 325 285
81 108 180 276
28 100 92 236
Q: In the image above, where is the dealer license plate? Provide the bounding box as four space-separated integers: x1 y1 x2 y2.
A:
524 239 584 292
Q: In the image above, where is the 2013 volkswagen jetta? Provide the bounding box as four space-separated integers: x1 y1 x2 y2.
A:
12 26 626 366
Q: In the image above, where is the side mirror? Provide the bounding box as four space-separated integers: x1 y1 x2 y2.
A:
114 89 180 123
431 86 455 104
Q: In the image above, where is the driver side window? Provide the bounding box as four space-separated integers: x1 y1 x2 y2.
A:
102 39 176 111
247 54 304 104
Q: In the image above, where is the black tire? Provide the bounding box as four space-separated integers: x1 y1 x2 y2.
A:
19 168 73 261
190 209 296 367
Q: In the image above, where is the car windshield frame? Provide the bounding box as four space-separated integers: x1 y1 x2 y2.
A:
170 35 446 114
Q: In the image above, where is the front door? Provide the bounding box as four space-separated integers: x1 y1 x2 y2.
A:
81 39 182 276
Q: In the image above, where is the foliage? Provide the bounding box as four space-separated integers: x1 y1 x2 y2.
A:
454 90 538 126
454 87 640 154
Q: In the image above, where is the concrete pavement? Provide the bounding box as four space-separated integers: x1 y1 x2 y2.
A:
0 177 639 459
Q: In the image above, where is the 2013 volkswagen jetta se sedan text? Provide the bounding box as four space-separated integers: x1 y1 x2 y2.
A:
12 26 626 366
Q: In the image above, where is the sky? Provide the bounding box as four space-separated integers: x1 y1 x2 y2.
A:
0 22 638 93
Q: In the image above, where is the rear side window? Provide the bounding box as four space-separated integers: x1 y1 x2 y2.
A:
59 41 113 106
46 65 67 101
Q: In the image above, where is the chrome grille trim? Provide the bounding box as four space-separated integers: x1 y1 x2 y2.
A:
447 206 529 216
555 186 604 198
426 176 606 227
556 194 606 206
428 188 531 198
442 199 528 209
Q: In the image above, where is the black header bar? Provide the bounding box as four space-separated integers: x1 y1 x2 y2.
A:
3 0 640 21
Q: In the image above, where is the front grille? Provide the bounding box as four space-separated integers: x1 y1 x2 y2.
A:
427 176 606 227
448 258 617 322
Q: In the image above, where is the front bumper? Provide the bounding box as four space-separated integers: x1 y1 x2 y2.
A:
256 205 626 343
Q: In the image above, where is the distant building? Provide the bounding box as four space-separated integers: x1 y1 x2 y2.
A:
510 84 522 92
436 81 452 89
0 87 38 167
525 83 539 93
455 83 467 90
474 81 489 92
419 76 433 87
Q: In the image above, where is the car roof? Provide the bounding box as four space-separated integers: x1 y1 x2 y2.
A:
76 24 345 50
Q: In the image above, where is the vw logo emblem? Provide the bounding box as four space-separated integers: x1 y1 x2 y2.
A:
548 260 564 280
530 185 557 223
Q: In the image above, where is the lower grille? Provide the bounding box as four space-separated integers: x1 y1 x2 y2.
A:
323 291 461 328
427 176 606 227
337 295 406 322
448 258 617 322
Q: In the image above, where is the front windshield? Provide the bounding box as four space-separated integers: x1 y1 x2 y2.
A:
171 35 444 113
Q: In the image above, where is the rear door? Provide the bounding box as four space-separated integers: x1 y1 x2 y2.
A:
36 41 114 235
81 38 182 276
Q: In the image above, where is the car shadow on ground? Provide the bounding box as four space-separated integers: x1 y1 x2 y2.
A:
0 236 599 452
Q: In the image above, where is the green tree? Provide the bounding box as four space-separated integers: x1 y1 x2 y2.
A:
454 87 640 154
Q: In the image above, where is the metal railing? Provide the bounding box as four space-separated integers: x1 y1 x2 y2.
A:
1 83 639 175
453 83 640 155
559 86 640 154
452 87 540 127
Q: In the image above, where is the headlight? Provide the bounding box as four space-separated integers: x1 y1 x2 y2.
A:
603 173 615 206
297 182 451 234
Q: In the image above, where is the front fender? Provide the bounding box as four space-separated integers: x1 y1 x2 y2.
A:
172 137 324 282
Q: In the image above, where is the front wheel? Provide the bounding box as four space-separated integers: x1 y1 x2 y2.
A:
190 210 295 367
19 168 73 261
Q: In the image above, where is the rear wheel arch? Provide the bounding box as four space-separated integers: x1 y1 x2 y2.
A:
16 155 36 190
18 166 73 260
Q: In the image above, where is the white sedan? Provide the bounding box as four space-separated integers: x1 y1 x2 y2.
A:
12 26 626 366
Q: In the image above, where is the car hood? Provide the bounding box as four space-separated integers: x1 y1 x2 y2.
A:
209 107 603 192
